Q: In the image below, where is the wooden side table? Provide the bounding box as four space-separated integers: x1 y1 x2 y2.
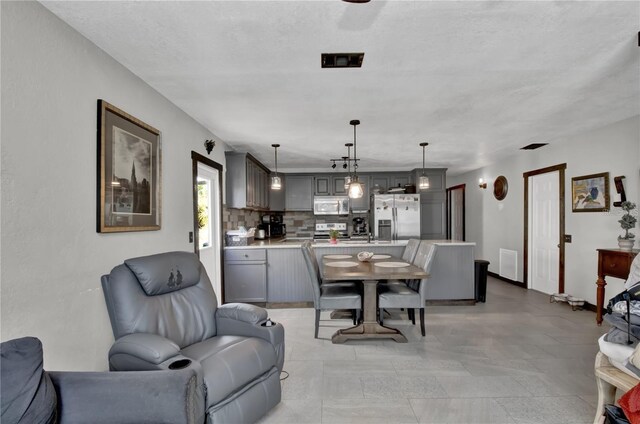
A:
596 248 639 325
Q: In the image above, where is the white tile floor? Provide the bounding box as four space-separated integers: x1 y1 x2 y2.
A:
257 277 607 424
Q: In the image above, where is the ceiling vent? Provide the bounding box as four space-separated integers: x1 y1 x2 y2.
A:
521 143 548 150
321 53 364 68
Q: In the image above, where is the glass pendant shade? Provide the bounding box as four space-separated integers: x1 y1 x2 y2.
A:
348 179 364 199
271 175 282 190
419 175 430 190
344 175 351 190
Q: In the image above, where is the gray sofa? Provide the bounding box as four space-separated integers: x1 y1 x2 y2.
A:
1 336 202 424
101 251 284 424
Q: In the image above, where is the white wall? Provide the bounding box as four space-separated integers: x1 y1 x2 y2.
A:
1 2 228 370
449 116 640 305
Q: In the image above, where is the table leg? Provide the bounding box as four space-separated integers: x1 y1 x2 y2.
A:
596 275 606 326
332 280 408 344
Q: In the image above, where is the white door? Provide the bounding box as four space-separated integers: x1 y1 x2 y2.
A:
529 171 560 294
197 163 222 297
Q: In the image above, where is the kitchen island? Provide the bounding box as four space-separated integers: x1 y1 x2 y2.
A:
223 238 406 304
223 238 476 305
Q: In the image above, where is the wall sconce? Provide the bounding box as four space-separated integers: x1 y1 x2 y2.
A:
478 178 487 189
204 139 216 155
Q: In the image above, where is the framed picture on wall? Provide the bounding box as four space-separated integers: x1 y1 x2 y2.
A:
571 172 610 213
97 100 161 232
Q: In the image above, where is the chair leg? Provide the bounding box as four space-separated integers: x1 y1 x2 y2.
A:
379 308 384 325
315 309 320 338
419 308 425 336
409 309 416 325
351 309 357 325
356 309 361 323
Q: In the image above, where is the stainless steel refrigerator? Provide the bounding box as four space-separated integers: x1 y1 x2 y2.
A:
371 194 421 241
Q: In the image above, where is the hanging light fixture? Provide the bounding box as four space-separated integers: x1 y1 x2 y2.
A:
271 144 282 190
348 120 364 199
419 142 430 190
344 143 353 189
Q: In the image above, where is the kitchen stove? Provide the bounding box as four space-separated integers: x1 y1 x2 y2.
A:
313 222 349 240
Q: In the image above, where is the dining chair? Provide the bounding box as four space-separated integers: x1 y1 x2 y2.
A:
378 238 421 289
301 241 362 338
378 240 436 336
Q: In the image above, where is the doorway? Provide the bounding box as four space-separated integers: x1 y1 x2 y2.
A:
446 184 465 241
523 164 566 294
192 152 224 300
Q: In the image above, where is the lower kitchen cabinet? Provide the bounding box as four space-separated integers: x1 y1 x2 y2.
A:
224 249 267 303
266 249 314 302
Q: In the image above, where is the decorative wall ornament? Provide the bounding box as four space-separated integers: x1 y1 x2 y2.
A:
204 139 216 155
493 175 508 200
97 100 161 232
571 172 610 212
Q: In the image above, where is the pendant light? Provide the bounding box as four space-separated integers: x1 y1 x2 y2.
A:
344 143 353 189
348 120 364 199
419 142 430 190
271 144 282 190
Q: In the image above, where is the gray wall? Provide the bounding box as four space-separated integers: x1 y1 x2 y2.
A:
1 2 228 370
448 116 640 304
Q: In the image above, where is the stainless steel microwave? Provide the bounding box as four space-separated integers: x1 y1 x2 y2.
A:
313 196 350 216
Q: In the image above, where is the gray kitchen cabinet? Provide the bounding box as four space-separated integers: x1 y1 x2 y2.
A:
413 168 447 239
225 152 270 210
314 175 348 195
285 175 314 211
314 176 331 195
224 249 267 303
266 249 314 302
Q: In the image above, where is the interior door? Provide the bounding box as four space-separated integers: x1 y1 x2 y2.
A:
192 152 224 300
446 184 465 241
529 171 560 294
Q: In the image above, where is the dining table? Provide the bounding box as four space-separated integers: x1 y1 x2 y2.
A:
320 253 428 344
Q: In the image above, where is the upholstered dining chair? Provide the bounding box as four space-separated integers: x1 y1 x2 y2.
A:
301 241 362 338
378 238 421 290
101 251 284 424
378 240 436 336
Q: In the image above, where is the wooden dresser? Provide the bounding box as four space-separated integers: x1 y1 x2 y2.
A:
596 248 639 325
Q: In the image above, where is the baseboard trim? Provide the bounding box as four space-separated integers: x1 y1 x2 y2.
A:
488 271 527 289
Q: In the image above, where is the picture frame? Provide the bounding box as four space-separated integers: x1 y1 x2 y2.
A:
571 172 610 213
97 100 161 232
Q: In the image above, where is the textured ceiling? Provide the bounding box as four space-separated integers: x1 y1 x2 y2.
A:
42 1 639 176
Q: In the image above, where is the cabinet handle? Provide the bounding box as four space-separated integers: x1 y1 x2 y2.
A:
244 254 249 258
610 263 616 268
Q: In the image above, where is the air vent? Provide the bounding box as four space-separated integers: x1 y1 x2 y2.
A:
321 53 364 68
521 143 548 150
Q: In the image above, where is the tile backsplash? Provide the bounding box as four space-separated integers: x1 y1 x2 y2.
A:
223 208 369 237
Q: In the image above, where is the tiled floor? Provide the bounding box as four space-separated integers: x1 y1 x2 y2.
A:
257 277 607 424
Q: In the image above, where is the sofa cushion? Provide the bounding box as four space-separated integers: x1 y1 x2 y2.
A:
125 251 201 296
0 337 57 424
181 336 277 407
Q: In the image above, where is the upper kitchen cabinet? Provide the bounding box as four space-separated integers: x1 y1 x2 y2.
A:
370 172 411 193
225 152 270 210
285 175 314 211
412 168 447 239
314 175 348 196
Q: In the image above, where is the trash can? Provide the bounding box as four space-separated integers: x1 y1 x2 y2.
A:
475 260 490 302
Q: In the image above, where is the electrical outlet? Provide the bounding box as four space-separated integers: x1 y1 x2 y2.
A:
564 234 572 243
189 231 194 243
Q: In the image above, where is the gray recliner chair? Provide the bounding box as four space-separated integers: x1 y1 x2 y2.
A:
101 251 284 424
1 336 203 424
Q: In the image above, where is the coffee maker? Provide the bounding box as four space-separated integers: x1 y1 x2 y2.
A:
352 217 367 235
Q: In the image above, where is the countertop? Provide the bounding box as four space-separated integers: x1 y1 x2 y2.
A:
224 237 410 250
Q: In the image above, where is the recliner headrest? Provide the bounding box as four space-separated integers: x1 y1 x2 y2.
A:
125 251 201 296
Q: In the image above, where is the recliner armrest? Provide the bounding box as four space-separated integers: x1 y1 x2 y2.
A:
49 368 204 424
216 305 285 371
109 333 180 368
216 303 268 324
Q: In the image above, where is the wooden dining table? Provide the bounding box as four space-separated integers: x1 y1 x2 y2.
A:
320 253 428 344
